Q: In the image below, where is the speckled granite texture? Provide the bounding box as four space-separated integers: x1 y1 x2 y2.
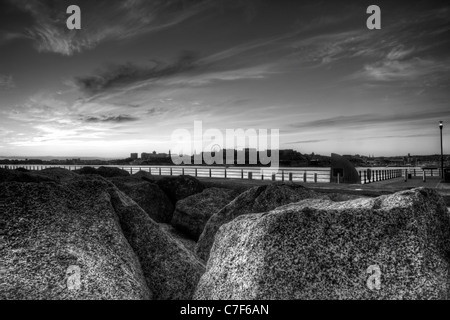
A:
1 169 205 300
108 176 174 223
195 183 328 262
194 188 450 300
0 175 152 300
171 187 238 241
156 175 205 204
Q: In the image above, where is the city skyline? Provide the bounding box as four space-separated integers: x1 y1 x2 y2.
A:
1 0 450 158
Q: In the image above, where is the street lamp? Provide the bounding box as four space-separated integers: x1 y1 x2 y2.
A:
440 121 443 179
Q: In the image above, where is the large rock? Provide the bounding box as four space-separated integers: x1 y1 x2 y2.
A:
108 177 174 223
132 170 156 183
0 176 151 300
36 168 80 182
74 166 130 178
156 175 205 204
108 186 205 300
194 188 450 300
171 188 238 241
195 183 326 262
0 168 53 183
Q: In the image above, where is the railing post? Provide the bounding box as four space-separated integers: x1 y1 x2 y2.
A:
224 168 227 179
248 172 253 180
423 170 426 182
281 170 285 182
261 171 264 180
272 173 276 181
209 168 212 178
404 169 407 182
170 167 173 176
289 173 293 182
314 173 318 183
241 169 243 179
195 168 198 177
159 168 162 175
364 171 367 184
182 168 185 175
337 173 340 184
303 172 307 183
130 167 133 175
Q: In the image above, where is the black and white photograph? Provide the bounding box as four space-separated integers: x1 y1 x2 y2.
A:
1 0 450 306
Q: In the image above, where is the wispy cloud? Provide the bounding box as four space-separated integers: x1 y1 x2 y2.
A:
74 51 200 94
80 114 139 123
292 109 450 130
8 0 215 56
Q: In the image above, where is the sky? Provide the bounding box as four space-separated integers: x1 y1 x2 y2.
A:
0 0 449 158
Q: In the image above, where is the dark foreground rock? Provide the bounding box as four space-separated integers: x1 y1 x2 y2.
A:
171 188 238 241
108 187 205 299
0 176 151 300
132 170 156 182
195 183 327 262
35 168 80 182
194 188 450 300
156 175 205 204
74 166 130 178
108 177 174 223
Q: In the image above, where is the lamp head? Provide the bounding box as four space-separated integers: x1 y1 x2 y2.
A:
440 121 443 128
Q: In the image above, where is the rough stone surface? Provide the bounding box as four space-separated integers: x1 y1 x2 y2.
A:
156 175 205 204
108 176 174 223
195 183 327 262
171 188 238 241
159 223 197 254
35 168 80 182
132 170 155 182
194 188 450 300
74 166 130 178
108 187 206 299
0 176 151 300
0 168 53 183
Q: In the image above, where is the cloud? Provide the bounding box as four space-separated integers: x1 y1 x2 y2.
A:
292 109 450 130
7 0 215 55
0 31 28 45
74 51 200 94
288 139 327 144
80 114 139 123
0 74 15 89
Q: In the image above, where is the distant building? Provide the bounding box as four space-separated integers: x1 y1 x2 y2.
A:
141 151 169 160
130 153 138 160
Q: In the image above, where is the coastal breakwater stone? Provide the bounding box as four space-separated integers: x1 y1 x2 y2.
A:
157 175 205 204
108 186 206 299
171 188 238 241
108 176 174 223
194 188 450 300
74 166 130 178
195 183 327 262
0 176 151 300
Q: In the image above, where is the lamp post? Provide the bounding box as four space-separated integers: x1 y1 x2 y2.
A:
440 121 443 179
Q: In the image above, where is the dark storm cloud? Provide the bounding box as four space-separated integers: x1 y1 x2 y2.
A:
73 51 200 94
80 114 139 123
